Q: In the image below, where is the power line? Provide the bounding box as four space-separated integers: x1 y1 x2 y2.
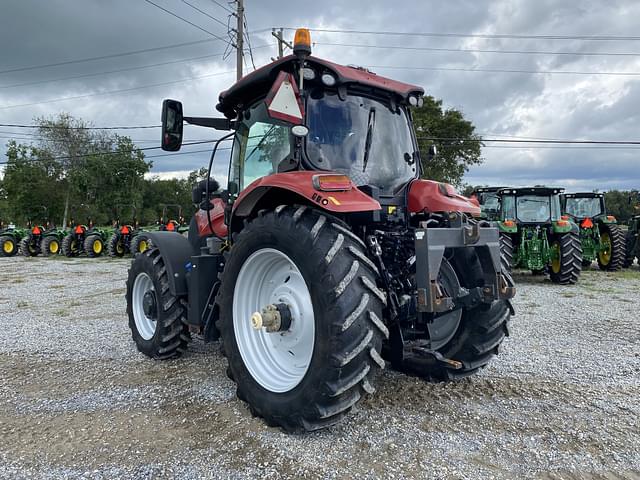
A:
282 27 640 42
180 0 229 29
0 139 231 165
244 13 257 70
366 64 640 76
417 137 640 145
0 45 270 90
0 70 235 110
143 0 234 47
0 123 160 130
209 0 235 15
0 39 222 76
315 41 640 58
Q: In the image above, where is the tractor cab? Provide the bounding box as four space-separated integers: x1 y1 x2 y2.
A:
470 186 508 220
562 193 612 223
497 187 566 228
560 193 624 270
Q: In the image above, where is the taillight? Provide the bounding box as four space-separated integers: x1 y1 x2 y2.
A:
312 174 352 192
557 219 571 227
607 215 616 221
503 219 515 227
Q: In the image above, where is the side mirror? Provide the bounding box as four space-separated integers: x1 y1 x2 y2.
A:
161 99 184 151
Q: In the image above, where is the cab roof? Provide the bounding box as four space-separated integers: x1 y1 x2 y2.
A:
563 192 604 198
499 186 565 196
216 55 425 119
472 186 508 193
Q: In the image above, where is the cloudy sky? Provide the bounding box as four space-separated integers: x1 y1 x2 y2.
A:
1 0 639 190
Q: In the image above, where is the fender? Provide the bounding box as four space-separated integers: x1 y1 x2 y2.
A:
195 197 227 238
142 231 193 296
407 179 480 216
232 171 381 219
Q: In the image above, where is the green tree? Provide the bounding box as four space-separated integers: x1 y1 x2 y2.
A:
2 141 65 225
412 96 483 187
604 190 636 224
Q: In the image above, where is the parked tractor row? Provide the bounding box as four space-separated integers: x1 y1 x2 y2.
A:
470 186 638 284
0 204 189 258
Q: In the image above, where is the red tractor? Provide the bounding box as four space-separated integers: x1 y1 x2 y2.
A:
125 29 515 432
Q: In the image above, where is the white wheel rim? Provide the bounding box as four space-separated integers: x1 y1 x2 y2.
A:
132 272 157 340
233 248 315 393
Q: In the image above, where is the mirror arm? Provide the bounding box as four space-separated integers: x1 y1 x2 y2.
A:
184 116 236 131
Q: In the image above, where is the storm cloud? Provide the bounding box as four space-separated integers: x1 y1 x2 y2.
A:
1 0 639 190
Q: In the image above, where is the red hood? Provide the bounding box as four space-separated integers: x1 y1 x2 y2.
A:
408 180 481 216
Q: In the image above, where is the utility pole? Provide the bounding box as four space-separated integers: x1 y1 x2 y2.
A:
236 0 244 81
271 28 292 60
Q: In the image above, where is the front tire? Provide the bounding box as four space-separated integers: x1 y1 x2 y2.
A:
19 235 38 257
61 234 81 257
217 206 385 432
549 232 582 284
125 247 191 359
131 233 151 255
108 233 126 257
597 224 625 271
0 236 18 257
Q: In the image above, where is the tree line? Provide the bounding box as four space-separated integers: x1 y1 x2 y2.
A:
0 114 205 228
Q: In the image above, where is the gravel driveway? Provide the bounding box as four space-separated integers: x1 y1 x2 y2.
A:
0 256 639 479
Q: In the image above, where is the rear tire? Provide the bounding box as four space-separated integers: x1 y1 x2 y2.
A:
549 232 582 284
0 236 17 257
41 236 61 257
624 230 638 267
125 247 191 359
61 234 81 257
597 224 625 271
84 234 104 258
108 233 126 257
396 248 512 381
217 206 385 432
499 233 515 271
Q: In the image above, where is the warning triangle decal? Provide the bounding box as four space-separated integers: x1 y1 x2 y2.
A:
265 71 304 125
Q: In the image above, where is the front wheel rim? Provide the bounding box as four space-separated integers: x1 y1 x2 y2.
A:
132 272 157 340
3 240 13 254
233 248 315 393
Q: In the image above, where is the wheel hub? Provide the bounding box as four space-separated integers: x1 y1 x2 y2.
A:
251 303 293 332
142 291 157 319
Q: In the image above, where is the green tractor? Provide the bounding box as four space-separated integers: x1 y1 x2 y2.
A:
61 207 109 258
131 204 190 255
625 192 640 267
469 186 507 221
561 192 625 271
0 220 26 257
108 205 146 257
19 207 67 257
497 187 583 284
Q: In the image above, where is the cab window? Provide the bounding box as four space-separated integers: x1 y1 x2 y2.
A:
229 102 292 190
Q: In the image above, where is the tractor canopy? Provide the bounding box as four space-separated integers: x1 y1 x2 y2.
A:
562 192 611 222
218 54 425 196
498 187 565 224
470 186 508 220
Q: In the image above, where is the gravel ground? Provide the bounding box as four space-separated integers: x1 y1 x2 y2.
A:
0 256 639 479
